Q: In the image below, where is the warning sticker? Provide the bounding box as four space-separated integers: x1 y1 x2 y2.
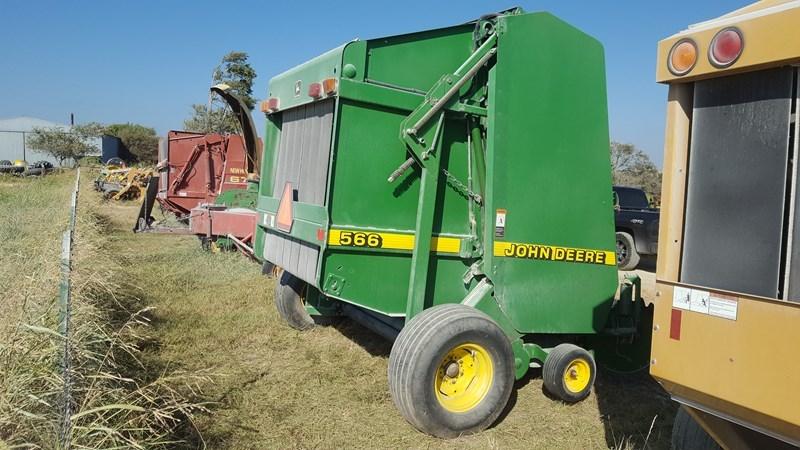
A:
672 286 738 321
672 286 691 310
495 209 506 238
709 293 738 321
262 213 275 228
689 289 710 314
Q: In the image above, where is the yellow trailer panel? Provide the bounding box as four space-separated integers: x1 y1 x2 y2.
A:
654 1 800 448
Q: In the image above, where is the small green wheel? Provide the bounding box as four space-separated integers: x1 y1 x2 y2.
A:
543 343 596 403
388 304 514 438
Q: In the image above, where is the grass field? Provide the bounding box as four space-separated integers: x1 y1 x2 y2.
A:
101 189 676 449
3 172 677 449
0 173 73 448
1 171 207 449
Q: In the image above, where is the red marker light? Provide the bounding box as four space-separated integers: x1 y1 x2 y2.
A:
308 82 322 99
267 97 280 111
710 28 743 68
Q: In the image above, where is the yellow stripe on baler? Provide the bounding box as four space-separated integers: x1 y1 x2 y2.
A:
494 241 616 266
327 228 462 254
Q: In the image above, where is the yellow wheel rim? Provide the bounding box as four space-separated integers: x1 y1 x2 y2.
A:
563 358 591 393
434 343 493 413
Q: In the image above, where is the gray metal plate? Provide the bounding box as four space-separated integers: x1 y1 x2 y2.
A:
272 99 334 206
265 231 320 286
681 68 794 298
264 99 335 286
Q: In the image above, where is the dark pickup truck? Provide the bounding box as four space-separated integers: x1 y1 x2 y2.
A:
613 186 659 270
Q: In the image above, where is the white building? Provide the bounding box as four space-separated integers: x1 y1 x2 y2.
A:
0 116 101 166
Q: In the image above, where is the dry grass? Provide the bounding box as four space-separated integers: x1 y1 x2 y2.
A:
92 189 678 449
0 173 72 449
0 171 210 449
0 172 676 448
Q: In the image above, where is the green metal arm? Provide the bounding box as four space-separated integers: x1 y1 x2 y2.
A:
394 33 498 321
392 33 498 174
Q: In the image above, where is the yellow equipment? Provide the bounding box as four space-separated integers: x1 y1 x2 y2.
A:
94 166 153 201
654 1 800 448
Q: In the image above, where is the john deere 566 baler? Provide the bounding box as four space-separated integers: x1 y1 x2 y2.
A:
254 8 649 437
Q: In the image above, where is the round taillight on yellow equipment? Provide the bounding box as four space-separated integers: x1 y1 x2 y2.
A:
709 27 743 68
668 39 698 76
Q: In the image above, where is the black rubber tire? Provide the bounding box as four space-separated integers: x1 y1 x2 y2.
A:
542 343 596 403
275 272 315 331
388 304 514 438
672 407 721 450
199 236 216 252
616 231 640 271
261 261 277 278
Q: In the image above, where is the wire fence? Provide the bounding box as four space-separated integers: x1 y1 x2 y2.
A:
57 168 80 450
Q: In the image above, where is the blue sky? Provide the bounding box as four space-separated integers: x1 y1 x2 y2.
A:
0 1 750 166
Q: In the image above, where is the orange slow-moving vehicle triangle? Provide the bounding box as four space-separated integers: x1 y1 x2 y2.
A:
276 182 294 232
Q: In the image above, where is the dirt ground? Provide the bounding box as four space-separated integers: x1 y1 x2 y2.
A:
91 196 673 449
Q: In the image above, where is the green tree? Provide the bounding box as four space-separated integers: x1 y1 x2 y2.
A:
26 124 101 166
184 51 257 134
105 123 159 163
610 141 662 204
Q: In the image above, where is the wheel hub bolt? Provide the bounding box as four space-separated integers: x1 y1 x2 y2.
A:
445 362 460 378
569 368 578 378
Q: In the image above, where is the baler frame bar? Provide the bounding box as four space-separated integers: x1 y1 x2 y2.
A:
397 32 498 321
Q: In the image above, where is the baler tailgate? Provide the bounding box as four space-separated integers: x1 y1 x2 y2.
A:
263 99 335 286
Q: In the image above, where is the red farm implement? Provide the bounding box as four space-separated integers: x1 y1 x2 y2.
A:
135 85 261 256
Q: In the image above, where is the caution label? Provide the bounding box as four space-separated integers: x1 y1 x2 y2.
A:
328 229 461 254
494 242 616 266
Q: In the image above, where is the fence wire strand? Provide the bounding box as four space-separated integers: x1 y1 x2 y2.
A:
57 168 80 450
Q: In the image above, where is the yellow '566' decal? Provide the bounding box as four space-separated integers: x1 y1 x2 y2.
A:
494 242 615 266
328 229 461 254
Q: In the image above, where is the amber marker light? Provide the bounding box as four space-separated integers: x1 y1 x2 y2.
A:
668 39 698 76
263 97 279 112
322 77 337 96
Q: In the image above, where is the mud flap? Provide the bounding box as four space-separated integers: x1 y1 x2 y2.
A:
133 176 159 232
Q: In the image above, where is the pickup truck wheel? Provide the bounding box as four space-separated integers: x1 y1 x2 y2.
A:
615 231 640 270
